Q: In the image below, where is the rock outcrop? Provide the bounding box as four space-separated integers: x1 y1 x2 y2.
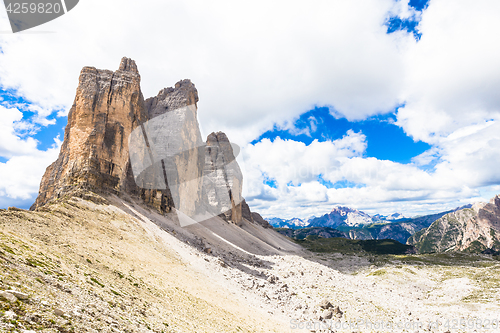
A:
32 57 148 210
32 57 259 226
145 79 199 119
268 207 459 243
204 132 243 224
251 212 272 228
408 195 500 253
237 198 271 228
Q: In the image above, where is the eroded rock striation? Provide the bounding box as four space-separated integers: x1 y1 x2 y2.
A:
31 57 255 226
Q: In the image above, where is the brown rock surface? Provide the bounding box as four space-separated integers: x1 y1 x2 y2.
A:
478 195 500 231
31 57 148 210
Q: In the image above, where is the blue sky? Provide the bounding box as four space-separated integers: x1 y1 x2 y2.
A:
386 0 428 40
0 87 66 148
252 107 431 164
1 0 500 219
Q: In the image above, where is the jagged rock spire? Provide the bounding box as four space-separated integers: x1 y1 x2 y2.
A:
204 132 243 224
118 57 139 74
31 57 148 210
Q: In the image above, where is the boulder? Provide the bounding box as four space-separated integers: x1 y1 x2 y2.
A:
0 291 17 302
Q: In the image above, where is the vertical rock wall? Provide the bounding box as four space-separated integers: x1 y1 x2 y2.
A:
142 80 204 218
204 132 243 225
31 57 148 209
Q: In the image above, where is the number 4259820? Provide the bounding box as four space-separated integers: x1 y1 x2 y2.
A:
5 2 62 14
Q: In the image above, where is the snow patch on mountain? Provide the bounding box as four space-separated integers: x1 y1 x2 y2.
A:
266 217 310 229
308 206 374 228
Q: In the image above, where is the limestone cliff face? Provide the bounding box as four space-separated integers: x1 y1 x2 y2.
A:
204 132 243 225
32 57 257 227
408 195 500 253
137 80 203 216
32 58 148 210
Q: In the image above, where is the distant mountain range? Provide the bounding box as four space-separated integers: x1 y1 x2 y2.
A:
266 205 472 244
267 217 310 228
269 195 500 254
268 193 500 254
343 209 465 244
269 197 500 254
266 206 410 229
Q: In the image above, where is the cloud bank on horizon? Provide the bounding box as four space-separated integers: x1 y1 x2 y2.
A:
0 0 499 218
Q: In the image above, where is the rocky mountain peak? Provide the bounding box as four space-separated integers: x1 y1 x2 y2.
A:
31 57 148 210
203 131 243 224
331 206 355 215
207 131 229 144
31 57 253 227
118 57 139 74
472 201 487 212
309 205 373 228
145 79 198 119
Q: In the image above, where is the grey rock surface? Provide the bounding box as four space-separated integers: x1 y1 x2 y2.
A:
0 291 17 302
203 132 243 224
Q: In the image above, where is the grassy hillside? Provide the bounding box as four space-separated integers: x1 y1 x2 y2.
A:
293 236 415 255
275 227 346 240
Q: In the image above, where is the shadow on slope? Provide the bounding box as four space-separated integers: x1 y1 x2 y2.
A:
108 193 305 280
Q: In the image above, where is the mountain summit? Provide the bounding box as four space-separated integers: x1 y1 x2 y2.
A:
308 206 374 228
31 57 258 226
32 57 148 210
